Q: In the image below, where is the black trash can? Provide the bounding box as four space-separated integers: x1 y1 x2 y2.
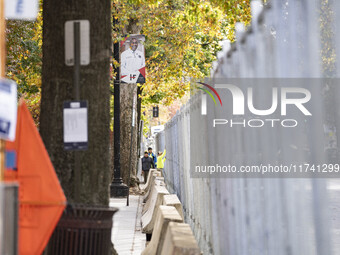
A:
44 205 118 255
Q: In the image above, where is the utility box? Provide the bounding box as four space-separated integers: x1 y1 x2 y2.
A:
0 183 18 255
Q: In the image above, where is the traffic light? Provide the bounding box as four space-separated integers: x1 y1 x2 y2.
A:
153 106 159 118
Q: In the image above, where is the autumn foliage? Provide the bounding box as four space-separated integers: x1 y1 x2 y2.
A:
6 0 251 126
113 0 251 106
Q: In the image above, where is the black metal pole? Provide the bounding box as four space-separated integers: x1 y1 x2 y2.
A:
74 22 81 201
74 22 80 101
126 118 133 206
113 44 121 181
110 10 128 197
127 94 136 206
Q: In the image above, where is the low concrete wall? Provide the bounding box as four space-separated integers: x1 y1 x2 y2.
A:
142 206 183 255
161 222 201 255
142 185 169 234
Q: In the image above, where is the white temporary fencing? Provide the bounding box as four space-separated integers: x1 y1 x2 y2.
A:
156 1 340 254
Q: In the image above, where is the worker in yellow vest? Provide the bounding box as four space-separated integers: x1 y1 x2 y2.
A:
157 149 166 176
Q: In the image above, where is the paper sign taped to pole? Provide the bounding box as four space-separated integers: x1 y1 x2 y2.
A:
63 101 88 150
0 79 17 141
5 0 39 20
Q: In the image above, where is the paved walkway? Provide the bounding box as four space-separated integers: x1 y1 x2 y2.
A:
110 195 146 255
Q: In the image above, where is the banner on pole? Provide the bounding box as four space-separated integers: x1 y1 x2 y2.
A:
120 34 146 84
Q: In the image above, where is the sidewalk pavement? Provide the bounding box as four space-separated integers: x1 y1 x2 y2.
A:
110 195 146 255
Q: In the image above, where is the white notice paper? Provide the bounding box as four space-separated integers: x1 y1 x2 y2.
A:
63 101 88 150
5 0 39 20
0 79 17 141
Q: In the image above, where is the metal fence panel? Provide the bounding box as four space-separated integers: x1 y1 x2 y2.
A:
156 1 340 254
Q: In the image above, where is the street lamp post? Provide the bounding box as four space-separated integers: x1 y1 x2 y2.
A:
110 14 128 198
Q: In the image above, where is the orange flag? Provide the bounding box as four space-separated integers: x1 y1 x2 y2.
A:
5 101 66 255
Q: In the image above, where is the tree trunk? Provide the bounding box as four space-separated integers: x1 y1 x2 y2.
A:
120 83 138 185
40 0 111 206
118 22 141 186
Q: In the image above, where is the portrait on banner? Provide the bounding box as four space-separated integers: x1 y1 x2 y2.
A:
120 35 146 84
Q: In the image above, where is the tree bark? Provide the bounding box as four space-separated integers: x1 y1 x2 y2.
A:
120 83 138 185
118 21 141 186
40 0 111 206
